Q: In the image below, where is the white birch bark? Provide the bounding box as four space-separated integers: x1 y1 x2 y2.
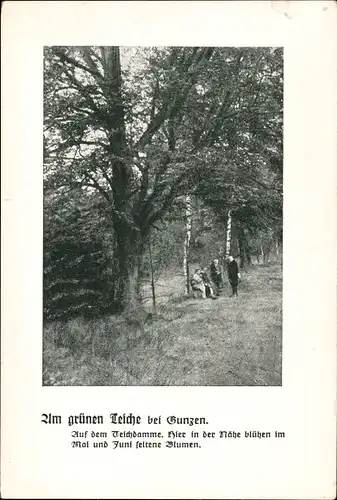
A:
225 209 232 257
261 243 265 263
148 239 156 309
183 195 192 296
275 238 279 262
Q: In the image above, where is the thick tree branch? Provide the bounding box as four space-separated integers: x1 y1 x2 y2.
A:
59 63 105 118
84 173 112 204
52 47 103 80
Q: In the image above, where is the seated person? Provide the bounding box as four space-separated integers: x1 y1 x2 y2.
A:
190 269 206 298
200 268 217 299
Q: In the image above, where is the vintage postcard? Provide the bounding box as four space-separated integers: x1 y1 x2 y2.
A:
1 1 336 498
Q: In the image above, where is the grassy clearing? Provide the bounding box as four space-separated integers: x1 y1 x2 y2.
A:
43 263 282 386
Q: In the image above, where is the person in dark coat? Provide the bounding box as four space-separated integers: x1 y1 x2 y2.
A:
227 255 240 297
210 258 222 295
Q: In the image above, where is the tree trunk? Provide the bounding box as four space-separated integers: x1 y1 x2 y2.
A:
238 234 245 269
246 239 252 266
100 47 139 312
183 195 192 296
148 239 156 310
238 228 251 269
126 261 141 309
275 238 279 262
261 243 266 264
225 209 232 258
114 225 142 312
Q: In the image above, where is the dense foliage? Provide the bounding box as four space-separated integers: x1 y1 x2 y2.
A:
44 46 283 320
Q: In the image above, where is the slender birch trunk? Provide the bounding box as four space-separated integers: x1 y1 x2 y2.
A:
148 239 156 310
275 238 279 262
225 209 232 258
261 243 265 264
183 195 192 296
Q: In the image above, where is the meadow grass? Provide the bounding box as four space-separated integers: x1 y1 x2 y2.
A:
43 263 282 386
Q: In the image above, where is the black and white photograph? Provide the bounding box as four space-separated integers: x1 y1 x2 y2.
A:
43 45 283 386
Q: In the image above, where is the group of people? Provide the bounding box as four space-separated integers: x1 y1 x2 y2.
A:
190 256 241 299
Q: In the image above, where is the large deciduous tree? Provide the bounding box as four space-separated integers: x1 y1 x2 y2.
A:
44 46 215 310
44 46 282 310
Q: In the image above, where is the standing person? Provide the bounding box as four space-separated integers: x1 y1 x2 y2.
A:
210 258 222 295
227 255 240 297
